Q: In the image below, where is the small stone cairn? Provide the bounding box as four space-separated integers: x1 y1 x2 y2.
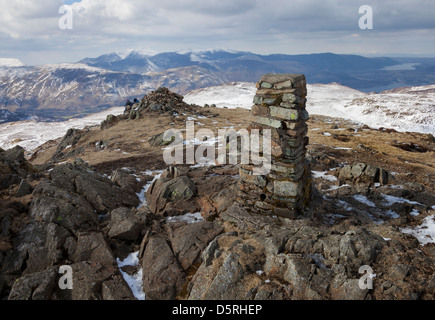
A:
237 73 311 218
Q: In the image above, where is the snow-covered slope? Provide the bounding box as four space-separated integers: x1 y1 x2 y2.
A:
0 107 124 153
307 83 435 135
184 82 256 109
1 82 434 155
185 82 435 135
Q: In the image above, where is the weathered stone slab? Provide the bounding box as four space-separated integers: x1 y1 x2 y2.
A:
274 180 303 197
253 116 283 129
252 105 270 117
269 106 299 121
259 73 306 87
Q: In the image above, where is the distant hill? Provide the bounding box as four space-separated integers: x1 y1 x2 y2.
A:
1 50 435 123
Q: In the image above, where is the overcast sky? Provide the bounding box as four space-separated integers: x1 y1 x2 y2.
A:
1 0 434 65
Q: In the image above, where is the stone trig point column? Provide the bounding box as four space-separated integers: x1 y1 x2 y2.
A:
237 73 311 219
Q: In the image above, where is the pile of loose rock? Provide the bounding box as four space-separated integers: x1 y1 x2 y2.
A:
129 87 197 119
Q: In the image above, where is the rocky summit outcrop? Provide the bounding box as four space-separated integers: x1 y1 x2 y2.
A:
0 154 145 300
1 86 435 301
0 146 36 190
140 220 224 300
127 87 196 120
146 175 198 216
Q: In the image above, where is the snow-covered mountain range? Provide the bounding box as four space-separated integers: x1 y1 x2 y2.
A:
2 49 435 124
0 63 152 122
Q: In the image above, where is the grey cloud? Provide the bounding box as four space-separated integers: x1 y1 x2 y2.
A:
0 0 434 64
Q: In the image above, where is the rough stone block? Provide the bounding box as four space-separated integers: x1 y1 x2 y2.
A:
239 168 267 188
273 207 298 219
269 106 299 121
253 116 283 129
259 73 306 86
252 105 270 117
260 82 273 89
274 180 302 197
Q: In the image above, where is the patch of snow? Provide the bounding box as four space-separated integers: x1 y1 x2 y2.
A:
401 216 435 246
410 209 420 216
116 251 145 300
353 195 376 208
382 194 422 207
334 147 352 150
184 82 256 109
116 48 159 59
136 170 163 209
312 171 338 182
337 199 354 211
384 209 400 219
323 132 332 136
0 106 124 152
166 212 204 224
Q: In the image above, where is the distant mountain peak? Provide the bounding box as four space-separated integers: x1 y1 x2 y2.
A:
0 58 25 67
176 48 245 55
116 48 160 59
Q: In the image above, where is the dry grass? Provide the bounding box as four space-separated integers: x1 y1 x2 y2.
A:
30 108 435 191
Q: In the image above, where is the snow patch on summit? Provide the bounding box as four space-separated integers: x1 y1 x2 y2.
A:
0 58 25 67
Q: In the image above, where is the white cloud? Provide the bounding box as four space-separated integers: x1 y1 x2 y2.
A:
0 0 434 64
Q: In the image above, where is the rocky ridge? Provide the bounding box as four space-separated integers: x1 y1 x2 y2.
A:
1 87 434 300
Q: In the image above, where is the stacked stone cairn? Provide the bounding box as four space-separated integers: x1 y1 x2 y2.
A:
237 73 311 218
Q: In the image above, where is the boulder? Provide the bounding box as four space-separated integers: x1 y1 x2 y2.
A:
141 234 186 300
188 236 265 300
110 169 143 193
107 207 147 241
338 229 385 276
148 132 176 147
8 266 58 300
100 114 119 130
73 232 116 266
30 180 98 232
338 162 389 192
101 277 136 300
14 179 33 197
51 128 85 162
165 221 224 270
74 172 139 213
0 146 35 190
58 261 118 300
5 222 73 276
49 163 140 213
146 176 197 215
